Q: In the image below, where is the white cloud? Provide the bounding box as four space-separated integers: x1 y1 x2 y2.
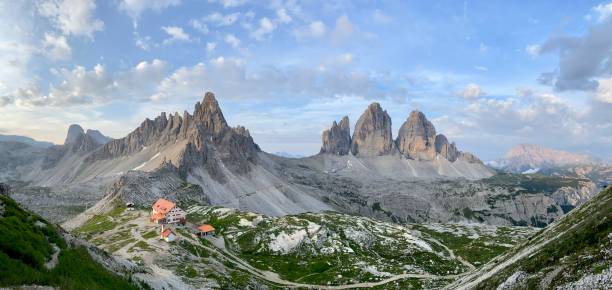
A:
294 21 326 40
203 12 240 26
206 42 217 53
3 60 169 107
251 17 276 41
42 33 71 60
332 15 355 43
276 8 292 24
117 0 181 25
372 9 392 24
162 26 191 44
224 34 241 48
208 0 248 8
593 2 612 22
479 42 488 53
37 0 104 38
525 44 540 58
189 19 209 34
596 77 612 103
474 66 488 72
134 33 154 51
460 83 486 99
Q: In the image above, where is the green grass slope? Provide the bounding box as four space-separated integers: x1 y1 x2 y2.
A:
0 195 139 290
449 186 612 289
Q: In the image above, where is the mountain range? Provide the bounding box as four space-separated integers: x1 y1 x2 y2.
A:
0 92 600 229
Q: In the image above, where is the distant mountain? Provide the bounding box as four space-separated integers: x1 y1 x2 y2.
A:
0 92 599 228
273 151 306 158
321 105 482 163
448 185 612 289
0 134 54 148
490 144 597 173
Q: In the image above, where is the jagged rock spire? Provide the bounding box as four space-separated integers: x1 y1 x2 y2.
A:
396 110 437 160
193 92 228 135
64 124 85 145
351 103 395 156
321 116 351 155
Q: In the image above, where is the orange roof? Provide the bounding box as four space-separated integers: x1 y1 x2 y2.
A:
150 212 166 221
152 198 176 214
161 228 173 238
197 224 215 233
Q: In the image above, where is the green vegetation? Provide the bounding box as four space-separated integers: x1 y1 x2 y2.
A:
0 195 138 289
142 230 158 239
475 186 612 289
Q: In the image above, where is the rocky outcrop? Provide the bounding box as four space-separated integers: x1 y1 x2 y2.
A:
320 116 351 155
350 103 395 156
85 129 111 144
396 110 437 160
434 134 459 161
105 162 209 207
64 124 85 145
87 92 259 180
0 183 10 196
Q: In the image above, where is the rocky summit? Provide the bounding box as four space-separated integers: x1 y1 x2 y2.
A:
350 103 396 156
396 110 438 160
320 116 351 155
323 103 482 164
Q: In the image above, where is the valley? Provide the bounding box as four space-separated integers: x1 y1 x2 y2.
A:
0 92 609 289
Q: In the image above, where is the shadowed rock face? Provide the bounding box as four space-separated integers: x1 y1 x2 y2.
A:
86 92 260 180
321 116 351 155
64 124 85 145
351 103 395 156
435 134 459 162
396 110 437 160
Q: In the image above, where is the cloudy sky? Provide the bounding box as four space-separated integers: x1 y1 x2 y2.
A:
1 0 611 160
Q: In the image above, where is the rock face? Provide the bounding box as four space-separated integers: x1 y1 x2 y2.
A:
350 103 395 156
396 110 437 160
434 134 459 162
320 104 481 163
43 125 109 169
88 92 260 180
85 129 111 144
64 124 85 145
320 116 351 155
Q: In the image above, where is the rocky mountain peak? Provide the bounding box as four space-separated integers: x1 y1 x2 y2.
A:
321 116 351 155
85 129 111 144
64 124 85 145
351 103 395 156
193 92 228 135
396 110 437 160
434 134 459 162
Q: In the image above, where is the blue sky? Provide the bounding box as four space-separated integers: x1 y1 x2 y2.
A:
1 0 611 160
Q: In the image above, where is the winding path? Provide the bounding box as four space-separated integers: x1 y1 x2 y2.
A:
199 235 467 289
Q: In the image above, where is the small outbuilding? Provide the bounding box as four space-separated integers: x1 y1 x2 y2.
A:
160 228 176 242
197 224 215 237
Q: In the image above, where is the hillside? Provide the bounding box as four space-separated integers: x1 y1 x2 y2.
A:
70 200 538 289
446 186 612 289
0 194 140 289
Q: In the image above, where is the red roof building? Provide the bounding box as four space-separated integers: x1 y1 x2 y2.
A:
197 224 216 237
150 198 186 225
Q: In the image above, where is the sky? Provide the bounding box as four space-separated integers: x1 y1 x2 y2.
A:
0 0 611 161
